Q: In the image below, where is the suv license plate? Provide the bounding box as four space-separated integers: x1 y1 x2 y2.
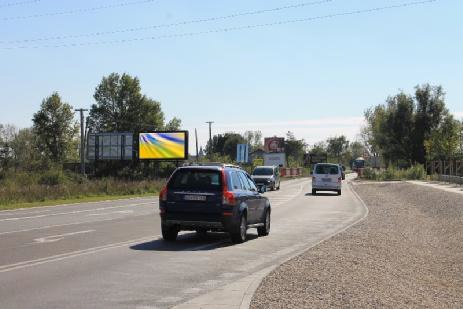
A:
184 195 207 201
322 178 331 182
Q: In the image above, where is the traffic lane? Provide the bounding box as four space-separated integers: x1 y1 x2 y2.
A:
0 179 304 268
0 208 159 268
0 179 366 309
0 199 157 234
0 196 156 220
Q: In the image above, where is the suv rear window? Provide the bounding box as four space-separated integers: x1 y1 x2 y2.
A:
253 168 273 176
315 165 339 175
168 169 222 191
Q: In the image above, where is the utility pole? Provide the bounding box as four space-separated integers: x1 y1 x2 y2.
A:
75 108 88 175
205 121 214 160
195 128 199 162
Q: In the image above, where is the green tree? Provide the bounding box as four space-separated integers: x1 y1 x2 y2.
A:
459 119 463 155
424 115 460 160
412 84 447 163
88 73 172 132
0 124 16 171
164 117 182 131
384 92 415 165
10 128 41 171
285 131 306 165
326 135 349 162
310 142 327 156
243 130 263 151
363 105 388 158
32 93 78 163
207 132 245 161
349 141 365 159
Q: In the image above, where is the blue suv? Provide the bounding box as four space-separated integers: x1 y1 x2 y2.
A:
159 164 271 244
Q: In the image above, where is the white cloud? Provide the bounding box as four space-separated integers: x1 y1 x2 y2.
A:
453 111 463 119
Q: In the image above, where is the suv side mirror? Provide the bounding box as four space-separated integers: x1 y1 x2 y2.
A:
258 185 266 194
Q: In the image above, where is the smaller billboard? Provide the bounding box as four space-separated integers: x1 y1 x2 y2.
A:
263 152 286 167
139 131 188 160
308 153 328 164
87 132 133 161
264 137 285 153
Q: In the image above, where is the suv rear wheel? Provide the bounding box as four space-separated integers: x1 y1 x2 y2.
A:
162 224 178 241
257 210 270 236
231 214 247 244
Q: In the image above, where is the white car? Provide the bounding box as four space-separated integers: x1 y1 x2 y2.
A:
312 163 342 196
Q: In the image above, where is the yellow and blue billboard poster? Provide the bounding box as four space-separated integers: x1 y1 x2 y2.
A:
139 131 188 160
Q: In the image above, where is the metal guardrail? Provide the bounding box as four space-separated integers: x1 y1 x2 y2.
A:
426 160 463 177
427 160 463 185
438 174 463 185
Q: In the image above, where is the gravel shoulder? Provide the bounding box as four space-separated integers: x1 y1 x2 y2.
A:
250 182 463 308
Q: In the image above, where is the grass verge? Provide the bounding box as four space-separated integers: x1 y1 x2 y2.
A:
0 192 158 211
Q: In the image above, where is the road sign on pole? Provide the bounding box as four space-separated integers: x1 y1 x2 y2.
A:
236 144 249 163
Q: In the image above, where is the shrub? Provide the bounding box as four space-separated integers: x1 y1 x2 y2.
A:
38 170 69 186
0 171 165 207
361 165 426 181
362 168 378 180
403 164 426 180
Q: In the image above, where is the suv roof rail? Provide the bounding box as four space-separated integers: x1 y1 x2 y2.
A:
183 162 243 169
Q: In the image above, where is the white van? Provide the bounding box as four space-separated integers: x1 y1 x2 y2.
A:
312 163 342 196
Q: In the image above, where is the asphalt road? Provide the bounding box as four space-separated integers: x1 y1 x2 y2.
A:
0 177 366 309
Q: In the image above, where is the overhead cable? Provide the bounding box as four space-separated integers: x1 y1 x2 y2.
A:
0 0 334 44
0 0 41 9
1 0 439 50
0 0 158 21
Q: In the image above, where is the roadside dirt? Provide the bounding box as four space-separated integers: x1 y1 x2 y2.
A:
250 182 463 308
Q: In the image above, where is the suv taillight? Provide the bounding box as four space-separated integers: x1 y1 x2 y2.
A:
223 191 236 206
159 186 168 202
338 177 342 183
221 169 236 206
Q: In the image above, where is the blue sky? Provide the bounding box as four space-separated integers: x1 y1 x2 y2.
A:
0 0 461 149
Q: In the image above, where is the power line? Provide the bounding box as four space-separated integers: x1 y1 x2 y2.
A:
0 0 41 9
0 0 334 44
0 0 158 21
1 0 439 50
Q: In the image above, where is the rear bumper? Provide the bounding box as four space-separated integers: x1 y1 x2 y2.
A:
255 181 274 188
312 183 341 191
161 215 236 232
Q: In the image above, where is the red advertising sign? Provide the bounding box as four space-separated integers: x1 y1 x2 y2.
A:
264 137 285 153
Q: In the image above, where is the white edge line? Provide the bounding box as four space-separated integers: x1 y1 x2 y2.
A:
0 196 157 214
0 202 155 222
0 235 160 273
0 211 156 236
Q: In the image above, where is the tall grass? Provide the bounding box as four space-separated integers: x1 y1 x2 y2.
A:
362 165 426 181
0 170 165 206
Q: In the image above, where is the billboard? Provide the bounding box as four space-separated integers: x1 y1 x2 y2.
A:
139 131 188 160
263 152 286 167
264 137 285 153
308 153 328 164
87 133 133 161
